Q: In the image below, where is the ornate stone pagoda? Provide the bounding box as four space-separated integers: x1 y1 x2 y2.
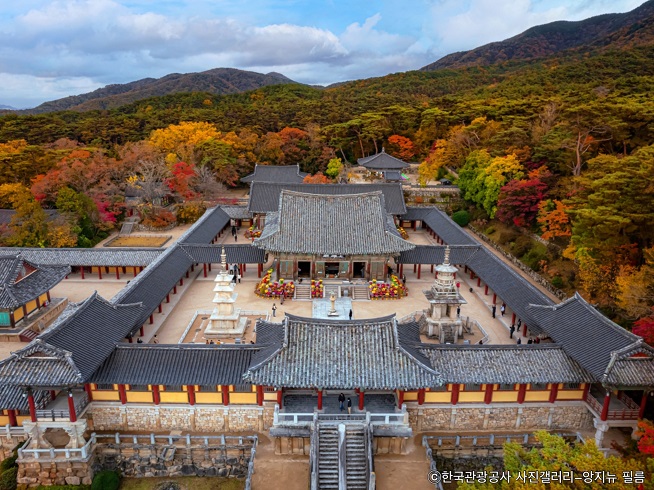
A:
423 246 466 342
205 247 247 337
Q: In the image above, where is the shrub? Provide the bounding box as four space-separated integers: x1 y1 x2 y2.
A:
176 202 207 224
510 235 533 257
0 467 17 490
497 229 520 245
520 243 548 271
91 470 120 490
141 209 176 229
451 210 470 227
551 276 564 288
414 196 424 204
428 197 437 204
485 226 496 235
0 456 17 474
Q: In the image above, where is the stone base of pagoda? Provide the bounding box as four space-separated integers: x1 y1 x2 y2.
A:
424 318 463 343
205 308 248 338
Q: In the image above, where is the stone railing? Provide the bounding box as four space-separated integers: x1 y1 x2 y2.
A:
18 433 96 461
467 224 567 301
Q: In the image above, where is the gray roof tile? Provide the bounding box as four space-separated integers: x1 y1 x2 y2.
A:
180 244 266 264
0 248 162 267
241 164 307 184
358 150 410 170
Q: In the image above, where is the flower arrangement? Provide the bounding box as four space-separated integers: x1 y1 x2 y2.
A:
368 275 408 299
311 279 324 298
255 268 295 298
396 225 409 239
245 226 262 240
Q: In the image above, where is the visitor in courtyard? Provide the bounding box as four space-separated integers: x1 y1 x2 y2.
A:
527 338 533 344
339 393 345 412
281 294 284 305
456 306 461 317
272 303 277 317
347 397 352 414
516 337 522 345
491 304 496 318
402 274 406 285
517 318 522 328
509 325 515 339
234 234 237 242
349 309 353 320
152 335 159 344
501 304 506 316
137 337 143 343
232 226 236 236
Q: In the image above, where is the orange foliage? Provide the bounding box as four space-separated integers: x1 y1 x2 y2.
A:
537 199 571 240
303 172 331 184
386 134 417 161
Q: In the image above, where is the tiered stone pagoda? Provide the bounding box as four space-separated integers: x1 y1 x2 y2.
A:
423 246 466 342
205 247 246 338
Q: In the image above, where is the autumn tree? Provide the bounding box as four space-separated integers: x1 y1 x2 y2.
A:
303 172 331 184
537 199 572 241
496 167 552 228
325 158 343 180
418 139 447 186
149 121 222 165
386 135 417 161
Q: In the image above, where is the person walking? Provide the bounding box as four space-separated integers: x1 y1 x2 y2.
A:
402 274 406 285
509 325 515 339
349 309 353 320
152 335 159 344
338 393 345 412
347 397 352 415
491 304 496 318
500 304 506 316
516 337 522 345
272 303 277 317
234 234 237 242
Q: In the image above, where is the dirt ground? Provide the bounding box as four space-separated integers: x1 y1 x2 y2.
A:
251 434 309 490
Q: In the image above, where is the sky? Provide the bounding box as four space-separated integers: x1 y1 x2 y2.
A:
0 0 646 109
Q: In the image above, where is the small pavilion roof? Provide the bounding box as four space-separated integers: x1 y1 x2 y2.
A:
180 244 266 264
253 190 414 256
358 149 410 170
0 254 70 309
244 314 442 390
240 164 308 184
247 182 407 215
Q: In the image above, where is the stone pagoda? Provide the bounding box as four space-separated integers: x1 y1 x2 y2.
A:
205 247 247 338
423 246 467 343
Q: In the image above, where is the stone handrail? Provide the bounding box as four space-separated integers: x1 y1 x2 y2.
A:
366 421 375 490
309 414 319 490
338 424 347 490
422 436 444 490
3 425 25 439
18 433 96 461
178 310 210 343
273 405 314 425
95 432 256 447
244 436 258 490
467 224 567 301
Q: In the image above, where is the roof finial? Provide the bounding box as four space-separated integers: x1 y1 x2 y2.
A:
381 147 385 153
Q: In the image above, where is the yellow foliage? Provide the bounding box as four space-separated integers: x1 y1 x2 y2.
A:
149 121 222 162
0 139 28 154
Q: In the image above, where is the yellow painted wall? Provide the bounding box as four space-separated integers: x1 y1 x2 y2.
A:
557 389 585 401
424 392 451 403
524 391 550 402
196 393 222 404
0 415 8 425
160 392 188 404
263 393 277 401
229 393 257 404
16 416 30 426
458 392 485 403
126 392 153 403
91 390 120 401
404 392 418 401
492 391 519 403
25 299 37 314
13 307 24 321
39 293 48 303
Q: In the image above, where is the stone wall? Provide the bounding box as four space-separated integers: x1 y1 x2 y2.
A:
94 441 252 478
0 434 27 460
409 403 595 432
88 403 273 432
17 457 95 487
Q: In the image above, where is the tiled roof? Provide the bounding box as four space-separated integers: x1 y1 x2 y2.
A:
221 206 252 219
358 150 410 170
93 344 258 386
0 248 162 267
527 293 654 387
397 245 482 265
420 344 593 384
0 341 83 386
180 244 266 264
0 385 50 411
383 171 402 181
400 208 437 222
241 164 308 184
0 254 70 309
177 206 230 244
422 209 478 246
247 182 407 215
245 314 442 390
253 190 414 256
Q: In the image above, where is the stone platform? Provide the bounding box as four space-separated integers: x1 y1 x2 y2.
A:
312 297 353 319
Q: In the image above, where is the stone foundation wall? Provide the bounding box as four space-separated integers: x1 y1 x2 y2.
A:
0 434 27 460
409 403 594 432
17 457 95 487
88 403 273 432
94 442 252 478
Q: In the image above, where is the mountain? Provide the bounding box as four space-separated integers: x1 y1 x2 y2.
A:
22 68 299 114
0 104 16 110
421 0 654 70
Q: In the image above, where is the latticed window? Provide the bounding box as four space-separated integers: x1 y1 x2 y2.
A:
95 384 114 391
164 385 183 392
199 385 217 392
563 382 580 390
530 383 548 391
463 383 482 391
497 384 514 391
233 384 252 393
129 385 149 392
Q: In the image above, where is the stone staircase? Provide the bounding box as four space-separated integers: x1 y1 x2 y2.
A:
323 284 340 299
294 284 312 301
345 425 368 489
441 324 456 344
317 424 340 489
352 285 370 301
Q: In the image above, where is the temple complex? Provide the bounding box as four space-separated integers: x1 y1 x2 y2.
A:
0 181 652 487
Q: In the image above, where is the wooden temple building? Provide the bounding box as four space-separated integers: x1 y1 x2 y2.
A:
357 149 410 182
0 185 653 486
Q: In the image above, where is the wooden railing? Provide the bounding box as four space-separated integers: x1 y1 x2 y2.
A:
585 392 640 420
36 392 89 421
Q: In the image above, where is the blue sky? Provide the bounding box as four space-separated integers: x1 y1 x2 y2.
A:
0 0 645 108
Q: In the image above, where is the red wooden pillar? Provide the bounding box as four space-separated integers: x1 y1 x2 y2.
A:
417 389 425 406
208 263 212 271
243 263 246 273
549 383 559 403
277 389 283 408
133 267 138 278
128 336 133 343
158 303 163 313
492 293 497 304
149 314 154 324
153 385 160 405
118 384 127 405
517 384 527 404
139 326 144 336
98 268 102 280
258 263 263 278
179 277 184 286
484 384 493 405
397 390 404 408
430 264 434 273
191 264 195 272
600 392 611 421
523 323 528 337
84 383 93 402
256 385 264 406
317 390 323 410
166 294 170 303
185 270 189 279
484 285 488 295
187 385 196 406
511 312 516 324
639 391 649 419
173 285 177 294
67 391 77 422
80 267 85 279
222 385 230 406
203 264 207 278
464 265 468 273
116 268 120 280
413 264 416 273
469 271 474 279
7 409 17 427
358 391 365 410
27 391 37 422
477 277 481 287
417 264 421 279
47 291 51 302
451 384 460 405
399 264 403 276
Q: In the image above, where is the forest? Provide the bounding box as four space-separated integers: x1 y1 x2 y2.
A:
0 44 654 334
